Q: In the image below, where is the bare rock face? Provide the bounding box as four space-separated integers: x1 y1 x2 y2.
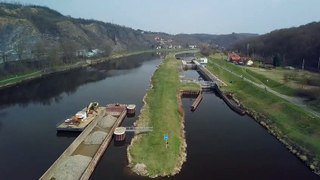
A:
132 163 148 176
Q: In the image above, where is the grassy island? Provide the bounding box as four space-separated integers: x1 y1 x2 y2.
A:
128 53 200 177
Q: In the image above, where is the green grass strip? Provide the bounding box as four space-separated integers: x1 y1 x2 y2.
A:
0 70 43 86
128 53 199 176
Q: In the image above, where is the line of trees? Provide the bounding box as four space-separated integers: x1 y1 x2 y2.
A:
233 22 320 71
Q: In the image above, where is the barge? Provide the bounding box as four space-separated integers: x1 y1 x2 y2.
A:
41 103 131 180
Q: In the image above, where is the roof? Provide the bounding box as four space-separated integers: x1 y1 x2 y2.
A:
228 53 241 61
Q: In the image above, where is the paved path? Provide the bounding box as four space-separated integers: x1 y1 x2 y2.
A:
212 62 320 118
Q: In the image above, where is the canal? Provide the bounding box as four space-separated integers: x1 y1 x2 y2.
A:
0 53 318 179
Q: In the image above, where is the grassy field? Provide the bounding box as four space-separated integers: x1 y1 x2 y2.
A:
245 66 320 111
245 66 320 95
209 54 297 95
207 54 320 161
128 54 199 176
209 53 320 111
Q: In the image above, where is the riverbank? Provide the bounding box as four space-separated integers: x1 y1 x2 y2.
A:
207 54 320 175
0 49 179 90
127 53 200 177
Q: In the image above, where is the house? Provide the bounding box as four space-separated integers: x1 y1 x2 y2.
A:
76 49 103 58
228 53 241 62
189 45 197 49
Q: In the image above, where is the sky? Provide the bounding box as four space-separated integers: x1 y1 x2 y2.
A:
3 0 320 35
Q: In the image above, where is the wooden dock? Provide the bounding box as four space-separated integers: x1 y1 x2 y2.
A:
191 93 203 111
180 90 201 98
40 104 128 180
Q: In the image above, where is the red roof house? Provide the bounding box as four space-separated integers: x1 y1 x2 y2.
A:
228 53 241 62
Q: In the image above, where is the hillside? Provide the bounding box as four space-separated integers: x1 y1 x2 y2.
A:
233 22 320 71
142 32 257 49
0 3 255 77
0 3 152 57
175 33 258 48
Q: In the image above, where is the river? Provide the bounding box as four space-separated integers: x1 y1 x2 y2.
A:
0 53 318 179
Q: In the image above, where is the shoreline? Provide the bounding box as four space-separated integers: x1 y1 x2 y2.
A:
0 50 157 91
242 101 320 175
218 80 320 175
204 53 320 176
0 49 194 90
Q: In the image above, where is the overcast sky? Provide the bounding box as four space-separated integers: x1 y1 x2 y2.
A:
3 0 320 35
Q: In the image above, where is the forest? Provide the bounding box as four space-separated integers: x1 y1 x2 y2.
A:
233 22 320 71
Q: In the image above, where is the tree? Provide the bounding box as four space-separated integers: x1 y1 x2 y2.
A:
33 40 46 61
15 40 26 61
61 41 77 64
48 46 61 66
199 44 211 56
272 54 282 67
1 52 7 63
103 44 112 57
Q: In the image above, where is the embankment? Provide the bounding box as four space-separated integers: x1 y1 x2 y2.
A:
127 53 199 177
0 50 155 90
206 54 320 175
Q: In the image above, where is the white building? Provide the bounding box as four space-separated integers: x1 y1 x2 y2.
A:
199 57 208 64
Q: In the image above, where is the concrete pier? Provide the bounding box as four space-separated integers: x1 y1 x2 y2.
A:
191 93 203 111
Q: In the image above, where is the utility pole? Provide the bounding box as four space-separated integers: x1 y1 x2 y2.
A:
302 58 305 70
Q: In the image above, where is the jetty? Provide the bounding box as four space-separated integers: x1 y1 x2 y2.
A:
40 104 129 180
191 93 203 111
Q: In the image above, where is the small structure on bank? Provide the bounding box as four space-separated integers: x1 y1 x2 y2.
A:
114 127 126 141
126 104 136 115
198 57 208 64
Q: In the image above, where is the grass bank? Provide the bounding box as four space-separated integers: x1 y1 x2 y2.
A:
0 70 43 87
0 49 160 90
210 54 297 95
128 53 199 177
207 54 320 172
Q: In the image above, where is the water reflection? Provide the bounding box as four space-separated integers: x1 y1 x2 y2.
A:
0 53 157 109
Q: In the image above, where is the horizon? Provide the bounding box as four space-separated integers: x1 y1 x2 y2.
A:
1 0 320 35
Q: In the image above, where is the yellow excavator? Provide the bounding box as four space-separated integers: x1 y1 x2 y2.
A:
86 102 99 115
67 102 99 124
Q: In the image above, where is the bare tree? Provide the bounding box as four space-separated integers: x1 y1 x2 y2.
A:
15 40 26 61
33 40 46 61
61 41 77 64
48 46 61 66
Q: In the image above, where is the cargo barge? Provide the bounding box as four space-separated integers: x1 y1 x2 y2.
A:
40 103 132 180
